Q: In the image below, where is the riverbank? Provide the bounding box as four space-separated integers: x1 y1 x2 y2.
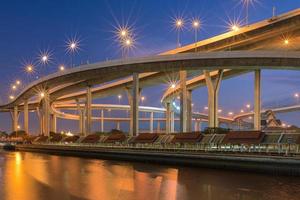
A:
15 144 300 176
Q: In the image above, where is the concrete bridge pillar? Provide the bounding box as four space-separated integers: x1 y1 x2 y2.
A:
86 86 92 135
42 92 50 136
24 99 29 134
204 70 223 128
170 111 175 132
150 112 154 133
180 70 187 132
100 109 104 132
10 106 19 133
166 102 171 134
116 121 120 130
254 70 261 130
36 107 43 135
50 113 57 133
187 90 192 132
132 73 140 136
76 100 85 135
127 73 140 136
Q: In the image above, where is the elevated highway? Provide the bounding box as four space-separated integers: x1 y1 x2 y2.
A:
1 8 300 136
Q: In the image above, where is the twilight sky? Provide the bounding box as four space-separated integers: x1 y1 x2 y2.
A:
0 0 300 134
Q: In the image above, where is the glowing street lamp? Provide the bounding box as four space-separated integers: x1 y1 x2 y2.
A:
240 109 244 113
12 85 17 90
204 106 208 110
40 92 45 98
228 112 234 116
218 109 222 113
125 38 132 46
119 29 128 38
246 104 251 111
16 80 21 85
170 83 176 89
231 24 240 31
40 53 49 65
284 39 289 45
9 95 15 100
59 65 65 71
26 65 33 73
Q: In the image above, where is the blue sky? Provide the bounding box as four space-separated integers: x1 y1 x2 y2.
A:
0 0 299 133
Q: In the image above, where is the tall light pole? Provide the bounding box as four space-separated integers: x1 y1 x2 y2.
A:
66 38 80 67
192 19 200 52
141 96 145 106
118 94 122 104
294 93 299 104
241 0 256 26
175 18 184 47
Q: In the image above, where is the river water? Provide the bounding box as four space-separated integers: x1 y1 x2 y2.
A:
0 150 299 200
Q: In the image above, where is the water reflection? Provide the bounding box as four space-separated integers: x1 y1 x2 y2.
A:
0 150 299 200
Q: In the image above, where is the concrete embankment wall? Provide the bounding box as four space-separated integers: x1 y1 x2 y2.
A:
16 144 300 176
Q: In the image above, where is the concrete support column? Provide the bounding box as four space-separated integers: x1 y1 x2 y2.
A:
50 113 57 133
11 106 19 132
194 120 198 131
150 112 154 133
42 92 50 136
180 70 187 132
204 70 223 128
127 90 133 135
100 109 104 132
132 73 140 136
170 111 175 132
24 99 29 134
86 86 92 135
76 100 85 135
187 90 192 132
36 108 43 135
116 121 120 130
166 102 171 134
254 70 261 130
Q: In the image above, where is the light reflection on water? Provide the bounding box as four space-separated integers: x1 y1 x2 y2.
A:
0 150 299 200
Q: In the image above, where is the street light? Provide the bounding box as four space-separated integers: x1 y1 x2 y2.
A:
192 19 200 51
26 64 33 73
241 0 257 25
170 83 176 89
240 109 244 113
284 39 289 45
246 104 251 112
66 37 80 67
141 96 145 104
9 95 15 100
174 18 184 47
294 93 299 104
228 112 233 116
40 92 45 98
59 65 65 71
40 53 50 65
12 85 17 90
231 24 240 31
16 80 21 85
118 94 122 104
